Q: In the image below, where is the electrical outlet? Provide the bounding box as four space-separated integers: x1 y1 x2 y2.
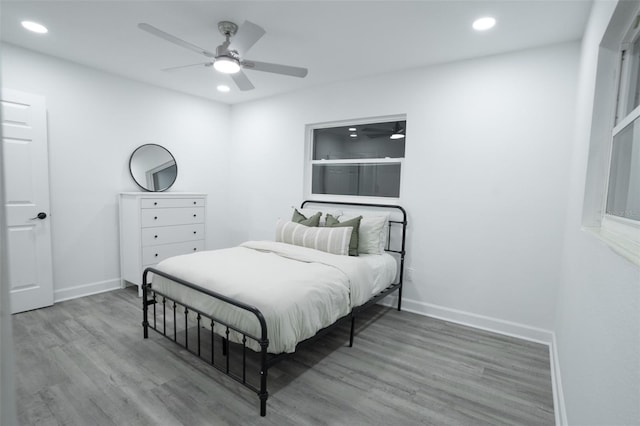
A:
405 267 415 282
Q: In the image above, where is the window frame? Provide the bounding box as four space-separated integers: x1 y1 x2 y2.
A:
605 105 640 222
614 20 640 125
304 115 406 204
599 6 640 264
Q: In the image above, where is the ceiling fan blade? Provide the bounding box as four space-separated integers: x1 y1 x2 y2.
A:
138 23 215 58
230 70 255 91
230 20 266 55
242 60 308 78
161 62 212 72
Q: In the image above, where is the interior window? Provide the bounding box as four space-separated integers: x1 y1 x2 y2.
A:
309 119 406 198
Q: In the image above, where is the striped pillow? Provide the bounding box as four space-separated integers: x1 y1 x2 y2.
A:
275 220 352 256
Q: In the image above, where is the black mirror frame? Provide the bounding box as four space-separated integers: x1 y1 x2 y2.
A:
129 143 178 192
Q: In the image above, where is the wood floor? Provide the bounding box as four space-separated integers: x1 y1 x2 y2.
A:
13 287 554 425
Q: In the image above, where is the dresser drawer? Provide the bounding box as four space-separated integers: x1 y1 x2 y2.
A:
141 198 204 209
141 224 205 246
142 240 205 266
141 207 205 227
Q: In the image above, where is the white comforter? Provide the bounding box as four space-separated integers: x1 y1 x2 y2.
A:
151 241 383 353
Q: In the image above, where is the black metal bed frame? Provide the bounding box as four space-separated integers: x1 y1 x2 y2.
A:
142 200 407 416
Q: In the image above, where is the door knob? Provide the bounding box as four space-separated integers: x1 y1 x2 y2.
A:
29 212 47 220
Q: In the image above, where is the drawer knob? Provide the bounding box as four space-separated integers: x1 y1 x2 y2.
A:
154 216 158 220
193 214 197 217
154 253 158 257
154 235 158 239
154 202 158 206
193 201 196 205
193 231 196 234
193 248 197 251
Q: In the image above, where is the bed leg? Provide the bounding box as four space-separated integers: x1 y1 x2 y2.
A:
142 283 149 339
259 342 269 416
260 395 267 417
397 284 403 311
349 316 355 347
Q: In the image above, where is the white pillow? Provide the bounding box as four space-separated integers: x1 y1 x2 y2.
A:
296 207 343 226
275 220 352 256
341 213 389 254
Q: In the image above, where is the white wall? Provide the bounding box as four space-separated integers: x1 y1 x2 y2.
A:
0 43 231 301
555 1 640 424
228 41 580 336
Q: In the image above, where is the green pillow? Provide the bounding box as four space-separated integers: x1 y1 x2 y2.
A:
325 214 362 256
292 209 321 227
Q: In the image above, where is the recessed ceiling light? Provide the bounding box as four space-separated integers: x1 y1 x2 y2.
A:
472 17 496 31
350 134 358 138
21 21 48 34
217 85 230 93
348 127 357 131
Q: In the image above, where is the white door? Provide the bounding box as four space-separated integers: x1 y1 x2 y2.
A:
1 89 54 313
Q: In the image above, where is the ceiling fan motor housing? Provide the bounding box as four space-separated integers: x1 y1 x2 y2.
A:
217 21 238 37
216 44 240 61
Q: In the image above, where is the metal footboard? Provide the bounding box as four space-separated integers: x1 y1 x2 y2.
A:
141 269 404 417
142 267 270 416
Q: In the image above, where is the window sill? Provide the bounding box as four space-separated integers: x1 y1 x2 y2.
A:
583 225 640 267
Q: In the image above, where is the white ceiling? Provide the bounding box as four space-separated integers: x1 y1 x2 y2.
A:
1 1 592 105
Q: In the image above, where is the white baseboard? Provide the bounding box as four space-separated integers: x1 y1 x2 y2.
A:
379 295 553 344
379 295 565 425
550 333 568 426
54 278 121 303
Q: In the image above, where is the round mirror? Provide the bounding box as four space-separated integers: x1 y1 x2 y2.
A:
129 144 177 192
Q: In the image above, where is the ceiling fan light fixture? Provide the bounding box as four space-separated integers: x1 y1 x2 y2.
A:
216 84 231 93
213 56 241 74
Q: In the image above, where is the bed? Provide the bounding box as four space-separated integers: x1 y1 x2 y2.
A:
141 200 407 416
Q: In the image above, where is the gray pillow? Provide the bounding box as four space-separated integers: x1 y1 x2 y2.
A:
325 214 362 256
292 209 321 227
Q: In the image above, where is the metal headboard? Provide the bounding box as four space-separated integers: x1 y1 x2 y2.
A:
300 200 408 305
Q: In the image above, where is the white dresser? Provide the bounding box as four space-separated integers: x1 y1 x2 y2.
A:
119 192 207 294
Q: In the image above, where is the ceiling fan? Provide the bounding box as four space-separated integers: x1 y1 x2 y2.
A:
362 122 406 139
138 20 308 91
